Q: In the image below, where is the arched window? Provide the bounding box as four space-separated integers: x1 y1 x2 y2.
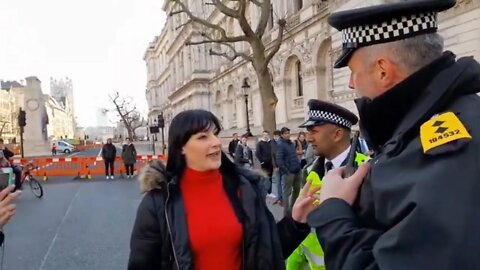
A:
294 0 303 12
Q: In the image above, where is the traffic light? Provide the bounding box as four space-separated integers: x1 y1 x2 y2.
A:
18 109 26 127
157 113 165 128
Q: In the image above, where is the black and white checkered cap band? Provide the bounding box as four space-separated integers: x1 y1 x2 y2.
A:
342 12 437 48
308 110 353 128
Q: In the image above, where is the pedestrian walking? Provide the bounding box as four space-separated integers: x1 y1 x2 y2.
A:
271 130 283 205
228 133 239 159
276 127 302 217
101 138 117 179
295 132 308 168
121 138 137 178
128 109 321 270
307 1 480 269
51 142 57 156
255 130 275 197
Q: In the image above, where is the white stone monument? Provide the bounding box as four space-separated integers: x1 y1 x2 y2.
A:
12 77 50 156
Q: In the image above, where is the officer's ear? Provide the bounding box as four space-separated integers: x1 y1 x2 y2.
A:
374 55 406 90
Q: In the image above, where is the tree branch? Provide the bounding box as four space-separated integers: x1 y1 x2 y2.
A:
237 0 256 38
175 19 192 30
209 49 236 61
255 0 271 38
200 32 253 61
209 42 252 62
265 19 286 64
211 0 240 18
250 0 263 7
171 0 250 43
190 32 248 44
171 0 227 37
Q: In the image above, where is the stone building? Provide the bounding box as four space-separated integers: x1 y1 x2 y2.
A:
145 0 480 140
0 81 21 142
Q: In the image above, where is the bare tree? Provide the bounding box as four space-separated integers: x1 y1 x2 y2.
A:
170 0 286 133
109 92 145 140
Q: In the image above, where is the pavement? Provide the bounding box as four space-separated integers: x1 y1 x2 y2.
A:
2 174 285 270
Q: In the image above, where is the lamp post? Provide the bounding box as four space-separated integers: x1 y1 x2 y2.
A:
241 78 253 137
157 113 165 155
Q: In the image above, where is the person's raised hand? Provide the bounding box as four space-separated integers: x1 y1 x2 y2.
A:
292 180 321 223
0 185 21 228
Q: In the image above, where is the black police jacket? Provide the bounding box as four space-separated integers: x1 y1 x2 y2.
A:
128 160 310 270
308 52 480 270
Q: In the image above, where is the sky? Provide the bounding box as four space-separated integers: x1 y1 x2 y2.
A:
0 0 166 127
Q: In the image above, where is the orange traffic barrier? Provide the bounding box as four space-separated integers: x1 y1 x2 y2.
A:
11 155 167 179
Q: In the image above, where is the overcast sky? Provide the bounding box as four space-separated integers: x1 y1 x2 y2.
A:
0 0 166 127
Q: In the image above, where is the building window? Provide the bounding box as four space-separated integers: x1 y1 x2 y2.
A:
296 60 303 97
294 0 303 12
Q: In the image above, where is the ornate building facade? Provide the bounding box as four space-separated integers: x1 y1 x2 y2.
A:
145 0 480 139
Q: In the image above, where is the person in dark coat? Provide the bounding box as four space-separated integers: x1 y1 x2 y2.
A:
228 133 239 158
276 127 302 217
234 134 253 168
307 1 480 269
121 138 137 179
256 130 275 195
101 138 117 179
128 109 320 270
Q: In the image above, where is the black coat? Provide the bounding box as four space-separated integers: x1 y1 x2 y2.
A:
276 139 301 175
129 160 310 270
122 144 137 165
1 148 14 160
228 139 239 157
101 143 117 160
308 52 480 269
255 139 274 165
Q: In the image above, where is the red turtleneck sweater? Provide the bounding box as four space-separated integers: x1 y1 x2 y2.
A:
180 167 243 270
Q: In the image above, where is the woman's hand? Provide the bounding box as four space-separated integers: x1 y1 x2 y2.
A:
0 185 20 228
291 180 321 223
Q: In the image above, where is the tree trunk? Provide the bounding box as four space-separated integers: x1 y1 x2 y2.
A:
255 66 278 133
127 128 134 140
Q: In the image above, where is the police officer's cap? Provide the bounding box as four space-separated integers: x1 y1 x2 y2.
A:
329 0 456 68
299 99 358 129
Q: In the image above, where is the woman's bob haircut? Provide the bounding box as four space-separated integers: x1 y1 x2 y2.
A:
165 109 236 179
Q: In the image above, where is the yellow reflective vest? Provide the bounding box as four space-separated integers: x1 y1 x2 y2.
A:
286 152 369 270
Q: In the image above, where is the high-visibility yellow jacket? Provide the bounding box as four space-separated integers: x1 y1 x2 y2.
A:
286 152 369 270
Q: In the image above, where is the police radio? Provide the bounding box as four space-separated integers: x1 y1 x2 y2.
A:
343 131 360 178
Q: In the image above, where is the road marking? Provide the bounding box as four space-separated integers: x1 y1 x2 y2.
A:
39 187 81 270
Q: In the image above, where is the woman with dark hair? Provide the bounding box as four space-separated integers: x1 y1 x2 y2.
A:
128 109 320 270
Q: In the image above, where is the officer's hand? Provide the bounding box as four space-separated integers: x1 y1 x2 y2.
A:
320 163 370 206
0 185 21 228
292 180 322 223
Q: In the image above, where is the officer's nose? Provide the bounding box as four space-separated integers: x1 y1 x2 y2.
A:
348 74 355 90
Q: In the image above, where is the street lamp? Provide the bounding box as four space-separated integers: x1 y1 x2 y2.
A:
241 78 253 137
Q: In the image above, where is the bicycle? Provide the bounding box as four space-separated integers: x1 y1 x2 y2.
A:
17 161 43 198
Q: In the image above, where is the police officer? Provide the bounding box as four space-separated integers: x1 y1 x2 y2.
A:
287 99 368 270
307 0 480 269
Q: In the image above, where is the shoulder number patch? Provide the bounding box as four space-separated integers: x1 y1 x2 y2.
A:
420 112 471 153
